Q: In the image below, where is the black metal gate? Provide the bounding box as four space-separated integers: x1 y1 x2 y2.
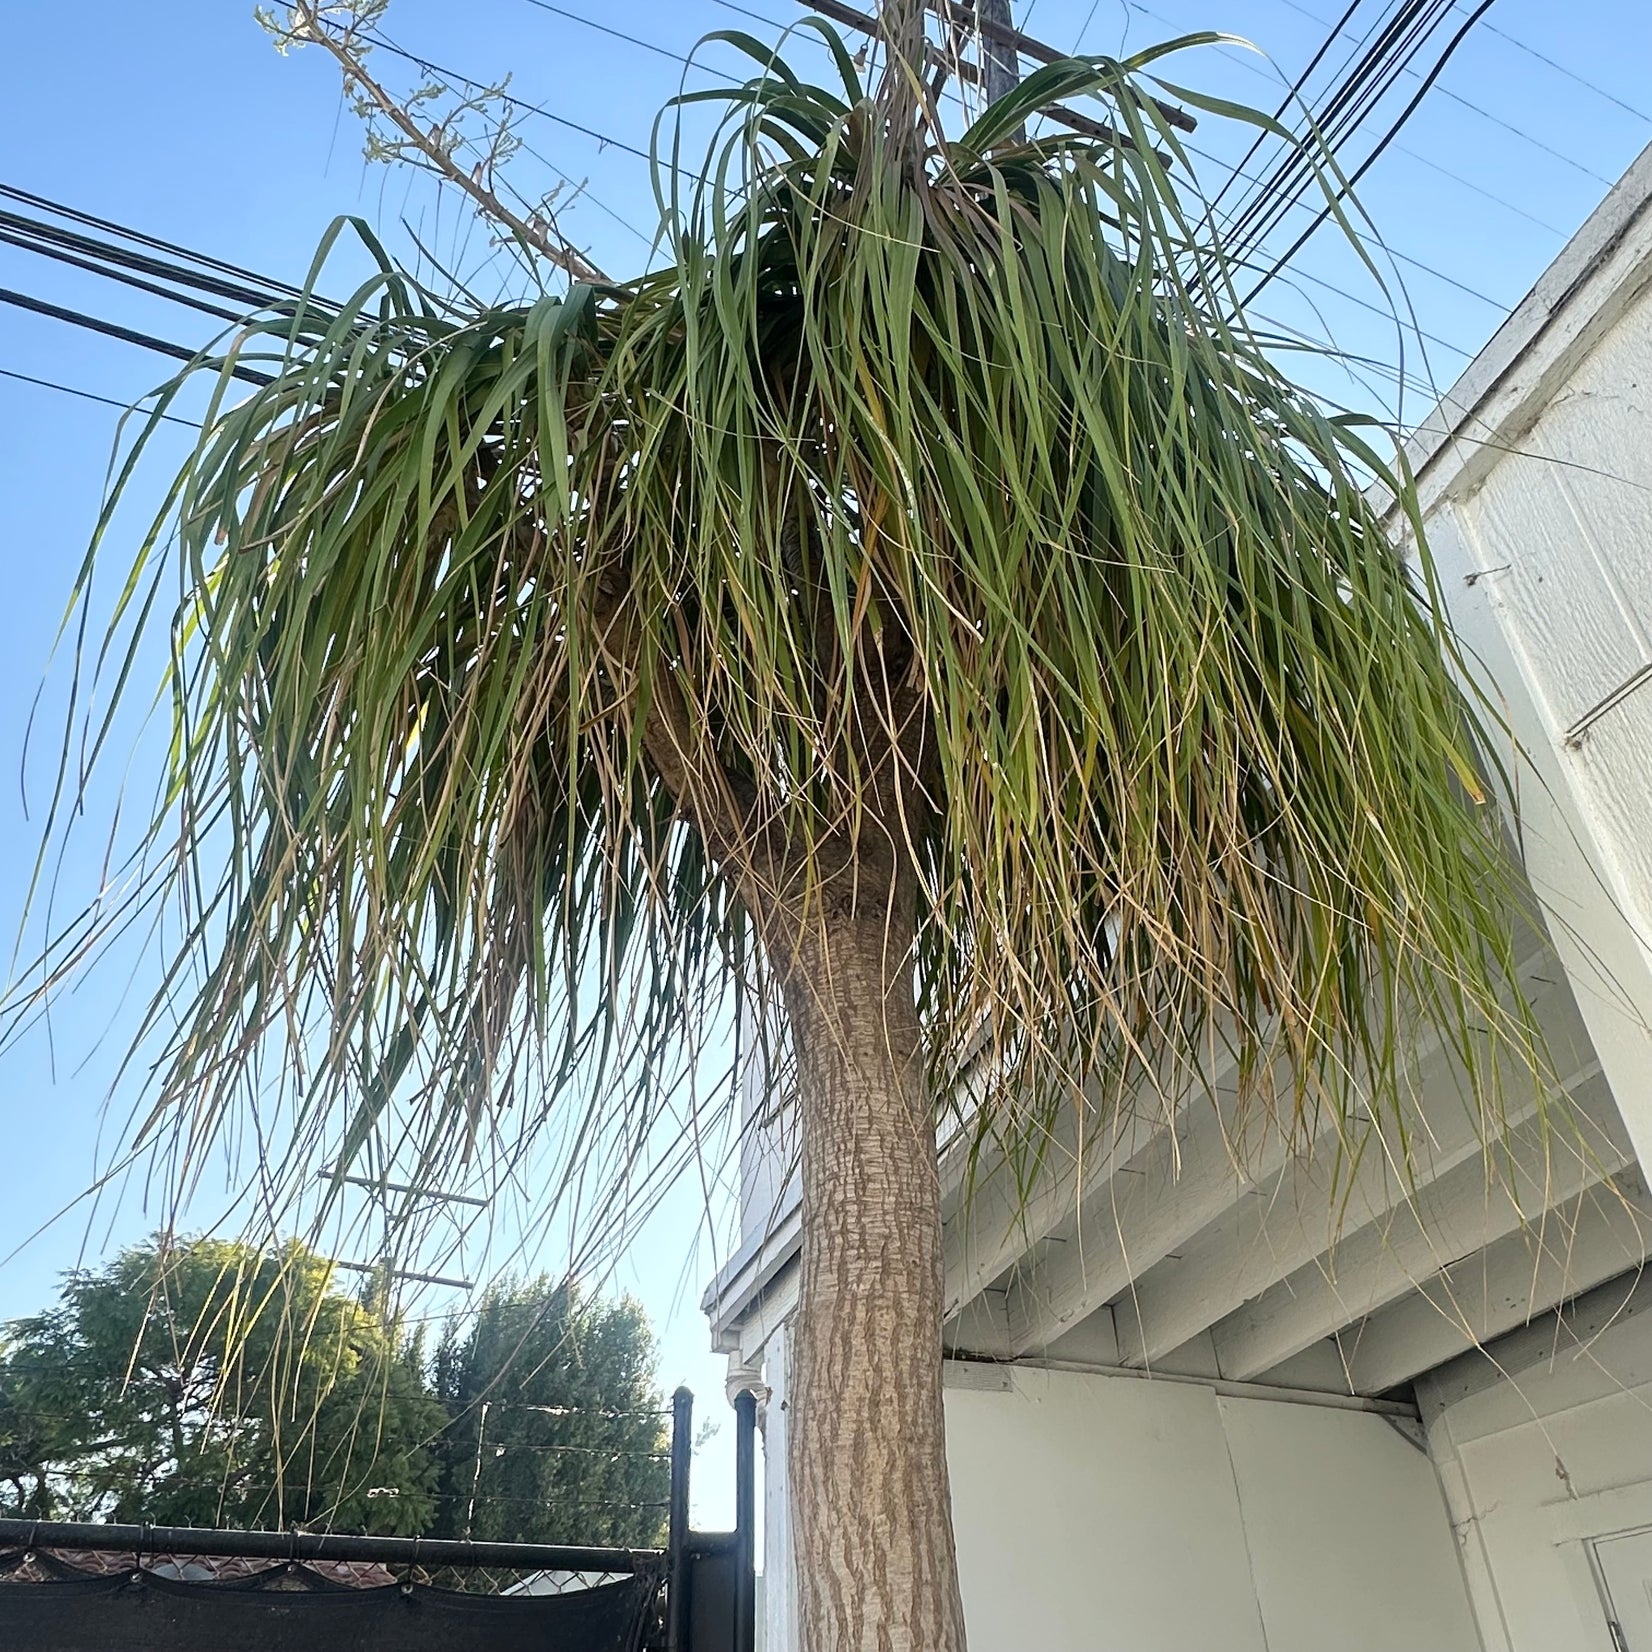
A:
0 1388 755 1652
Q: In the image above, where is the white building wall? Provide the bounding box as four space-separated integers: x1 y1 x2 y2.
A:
944 1366 1270 1652
1215 1394 1483 1652
948 1367 1480 1652
735 995 798 1254
1415 157 1652 1179
1401 159 1652 1652
758 1326 797 1652
759 1344 1481 1652
1420 1279 1652 1652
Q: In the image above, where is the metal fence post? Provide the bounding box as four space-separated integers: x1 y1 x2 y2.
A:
733 1389 757 1652
666 1386 693 1652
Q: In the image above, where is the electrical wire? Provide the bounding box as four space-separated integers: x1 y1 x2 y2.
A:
1122 0 1565 237
0 287 272 386
1272 0 1616 184
0 182 314 302
0 205 328 315
523 0 742 83
1070 0 1107 52
0 224 252 327
1222 1 1471 264
361 30 656 165
1466 6 1651 123
1207 0 1363 222
0 364 203 428
1242 0 1502 302
1178 128 1507 311
1251 252 1474 357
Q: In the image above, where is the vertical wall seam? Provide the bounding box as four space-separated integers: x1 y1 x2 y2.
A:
1214 1395 1277 1652
1425 1385 1516 1652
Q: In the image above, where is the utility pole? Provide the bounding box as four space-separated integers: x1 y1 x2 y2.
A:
799 1 1193 145
975 0 1020 105
322 1170 481 1293
975 0 1024 143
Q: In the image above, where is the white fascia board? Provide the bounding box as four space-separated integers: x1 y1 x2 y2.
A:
1396 138 1652 518
701 1194 803 1349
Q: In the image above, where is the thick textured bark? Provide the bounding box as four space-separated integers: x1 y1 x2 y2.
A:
779 908 967 1652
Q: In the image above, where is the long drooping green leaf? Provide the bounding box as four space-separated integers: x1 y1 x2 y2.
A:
33 37 1548 1261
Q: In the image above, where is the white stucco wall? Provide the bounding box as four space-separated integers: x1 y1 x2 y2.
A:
1399 154 1652 1652
944 1366 1271 1652
945 1366 1480 1652
1421 1277 1652 1652
758 1346 1481 1652
1415 167 1652 1184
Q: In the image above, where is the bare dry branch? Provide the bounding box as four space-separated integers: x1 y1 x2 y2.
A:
288 1 607 284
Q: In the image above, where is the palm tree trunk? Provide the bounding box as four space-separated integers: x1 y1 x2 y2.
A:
779 906 967 1652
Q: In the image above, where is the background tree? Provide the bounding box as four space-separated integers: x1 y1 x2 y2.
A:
40 5 1550 1648
431 1278 669 1547
0 1236 444 1533
0 1352 62 1520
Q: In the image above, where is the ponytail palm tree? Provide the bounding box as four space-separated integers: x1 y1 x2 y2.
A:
61 13 1538 1650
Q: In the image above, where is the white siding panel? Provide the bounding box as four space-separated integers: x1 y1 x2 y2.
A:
941 1367 1480 1652
1453 281 1652 930
1526 305 1652 648
1219 1396 1483 1652
1565 708 1652 939
1468 467 1649 732
944 1368 1270 1652
1422 1294 1652 1652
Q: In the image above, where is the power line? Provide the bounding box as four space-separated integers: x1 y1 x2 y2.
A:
0 287 272 386
0 182 346 388
362 30 656 165
481 0 1596 294
0 364 203 428
1397 139 1563 237
1243 0 1501 301
1272 0 1615 184
1465 7 1651 124
1250 252 1475 358
0 223 251 327
1207 0 1361 224
523 0 742 83
1123 0 1565 238
0 205 323 315
1179 128 1508 311
706 0 799 25
0 182 315 303
517 147 656 252
1070 0 1107 52
1222 1 1481 264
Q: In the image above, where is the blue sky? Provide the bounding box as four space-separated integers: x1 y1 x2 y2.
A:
0 0 1649 1530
